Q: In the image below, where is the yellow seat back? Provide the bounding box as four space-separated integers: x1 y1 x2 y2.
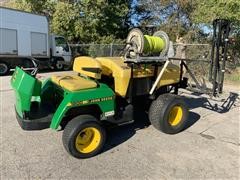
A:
96 57 131 97
73 56 102 79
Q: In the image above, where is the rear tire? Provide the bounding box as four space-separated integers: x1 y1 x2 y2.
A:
62 115 106 158
0 62 9 76
149 94 188 134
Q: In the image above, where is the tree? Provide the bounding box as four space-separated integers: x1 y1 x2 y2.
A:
72 0 130 43
131 0 198 41
193 0 240 23
7 0 55 16
193 0 240 64
51 2 80 42
5 0 130 43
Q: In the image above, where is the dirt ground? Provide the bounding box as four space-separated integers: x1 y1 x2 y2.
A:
0 71 239 179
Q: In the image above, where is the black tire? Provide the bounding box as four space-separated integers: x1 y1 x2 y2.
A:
149 94 189 134
62 115 106 159
0 62 10 76
54 60 64 71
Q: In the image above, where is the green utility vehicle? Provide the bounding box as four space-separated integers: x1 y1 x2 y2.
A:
11 29 189 158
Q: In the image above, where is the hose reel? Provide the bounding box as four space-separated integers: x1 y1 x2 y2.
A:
125 28 170 60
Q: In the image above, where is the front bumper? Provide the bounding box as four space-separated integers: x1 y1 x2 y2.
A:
15 108 51 130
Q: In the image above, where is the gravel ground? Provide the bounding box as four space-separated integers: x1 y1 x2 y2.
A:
1 71 239 179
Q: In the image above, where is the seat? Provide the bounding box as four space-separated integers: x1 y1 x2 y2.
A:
51 75 97 91
96 57 131 97
73 56 102 79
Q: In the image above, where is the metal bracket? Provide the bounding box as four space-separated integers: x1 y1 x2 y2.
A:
149 60 170 95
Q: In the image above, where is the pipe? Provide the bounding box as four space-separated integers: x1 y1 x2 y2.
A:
149 60 170 95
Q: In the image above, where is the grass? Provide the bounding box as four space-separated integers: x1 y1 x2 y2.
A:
224 67 240 84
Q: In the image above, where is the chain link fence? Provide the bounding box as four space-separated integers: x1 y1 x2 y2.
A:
70 43 212 76
70 44 125 57
70 43 212 59
173 43 211 77
69 43 239 88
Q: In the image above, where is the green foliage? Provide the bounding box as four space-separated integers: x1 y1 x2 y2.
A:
193 0 240 64
6 0 130 43
132 0 199 42
7 0 55 15
74 0 129 43
4 0 240 45
6 0 31 12
225 67 240 83
51 2 79 42
193 0 240 23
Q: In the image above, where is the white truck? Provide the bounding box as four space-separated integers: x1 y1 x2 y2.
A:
0 7 72 75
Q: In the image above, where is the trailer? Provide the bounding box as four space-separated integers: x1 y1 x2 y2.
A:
0 7 72 75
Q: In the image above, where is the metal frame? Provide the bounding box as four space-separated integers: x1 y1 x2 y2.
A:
124 55 223 99
124 19 232 98
209 19 231 96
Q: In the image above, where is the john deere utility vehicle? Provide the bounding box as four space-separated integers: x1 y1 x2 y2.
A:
11 28 192 158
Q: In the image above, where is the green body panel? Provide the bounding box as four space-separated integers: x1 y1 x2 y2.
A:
11 67 42 118
11 68 115 130
49 83 115 130
143 35 165 54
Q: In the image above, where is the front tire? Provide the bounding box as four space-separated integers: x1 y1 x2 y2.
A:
54 60 64 71
62 115 106 159
149 94 189 134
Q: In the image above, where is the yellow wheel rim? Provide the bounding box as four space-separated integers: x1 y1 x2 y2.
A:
75 127 101 153
168 106 183 126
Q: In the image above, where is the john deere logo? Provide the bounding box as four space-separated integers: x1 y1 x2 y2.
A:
68 96 114 107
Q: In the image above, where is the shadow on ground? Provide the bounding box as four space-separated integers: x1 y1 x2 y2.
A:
183 92 239 113
104 107 200 153
104 109 150 152
104 91 239 152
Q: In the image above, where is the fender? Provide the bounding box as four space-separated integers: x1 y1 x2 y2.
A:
50 83 115 129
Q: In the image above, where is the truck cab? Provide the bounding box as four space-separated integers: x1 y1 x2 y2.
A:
50 34 72 70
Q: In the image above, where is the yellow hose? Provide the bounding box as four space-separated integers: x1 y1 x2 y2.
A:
143 35 165 54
